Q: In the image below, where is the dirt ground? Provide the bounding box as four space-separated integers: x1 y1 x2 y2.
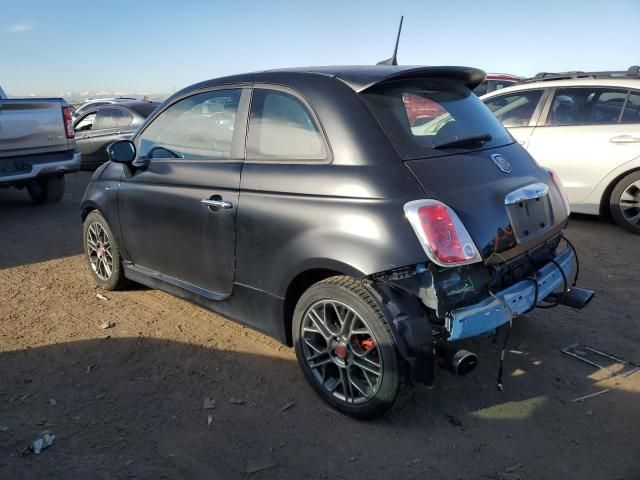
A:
0 172 638 480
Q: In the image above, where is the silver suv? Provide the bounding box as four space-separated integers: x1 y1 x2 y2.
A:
482 67 640 233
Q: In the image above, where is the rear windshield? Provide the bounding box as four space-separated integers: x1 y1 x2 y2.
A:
130 103 160 118
361 78 513 160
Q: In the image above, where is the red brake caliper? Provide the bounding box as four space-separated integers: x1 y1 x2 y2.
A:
361 339 375 351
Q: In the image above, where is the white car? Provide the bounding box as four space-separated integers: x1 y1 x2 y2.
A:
482 67 640 234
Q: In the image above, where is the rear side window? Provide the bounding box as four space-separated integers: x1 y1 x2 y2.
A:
621 91 640 124
117 110 133 128
246 89 327 161
484 90 543 127
546 88 627 126
361 79 512 160
138 89 241 160
94 108 120 129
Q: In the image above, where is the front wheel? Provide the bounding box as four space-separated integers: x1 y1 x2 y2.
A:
293 276 412 419
83 211 127 290
610 171 640 234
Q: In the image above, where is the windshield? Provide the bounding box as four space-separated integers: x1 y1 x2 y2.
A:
361 78 512 160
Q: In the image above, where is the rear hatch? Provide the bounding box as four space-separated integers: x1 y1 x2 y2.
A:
0 99 71 159
360 75 569 260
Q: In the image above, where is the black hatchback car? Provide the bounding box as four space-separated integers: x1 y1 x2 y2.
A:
74 101 159 169
81 66 592 418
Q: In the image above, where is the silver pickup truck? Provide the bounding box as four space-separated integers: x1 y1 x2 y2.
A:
0 88 81 203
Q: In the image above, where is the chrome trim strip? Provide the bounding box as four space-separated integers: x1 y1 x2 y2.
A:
504 182 549 205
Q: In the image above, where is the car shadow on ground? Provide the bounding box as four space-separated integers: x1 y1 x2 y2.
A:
0 173 92 269
1 336 638 479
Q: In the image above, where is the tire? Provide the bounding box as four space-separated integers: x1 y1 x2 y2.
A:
293 276 412 419
610 171 640 234
82 210 127 290
27 175 65 204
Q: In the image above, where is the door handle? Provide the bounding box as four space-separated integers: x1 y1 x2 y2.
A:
201 198 233 210
610 135 640 144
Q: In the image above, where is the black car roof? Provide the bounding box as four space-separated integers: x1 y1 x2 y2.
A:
182 66 486 95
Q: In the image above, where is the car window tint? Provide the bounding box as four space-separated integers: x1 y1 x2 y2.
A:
138 89 241 160
362 79 512 160
75 113 96 132
247 89 326 160
484 90 543 127
546 88 627 126
621 91 640 124
94 108 121 130
117 110 133 128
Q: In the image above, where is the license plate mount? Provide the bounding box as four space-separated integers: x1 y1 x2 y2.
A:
505 183 553 244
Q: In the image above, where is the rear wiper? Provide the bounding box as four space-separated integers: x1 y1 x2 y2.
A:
433 133 492 149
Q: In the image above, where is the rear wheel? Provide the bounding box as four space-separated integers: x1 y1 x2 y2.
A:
293 276 411 419
83 211 127 290
610 171 640 234
27 175 65 204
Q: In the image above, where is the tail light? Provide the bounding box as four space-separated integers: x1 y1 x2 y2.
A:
546 168 570 216
62 106 74 139
404 200 481 267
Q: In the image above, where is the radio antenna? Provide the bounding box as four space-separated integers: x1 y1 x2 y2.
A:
377 16 403 66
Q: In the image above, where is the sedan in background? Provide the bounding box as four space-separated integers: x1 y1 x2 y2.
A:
74 101 159 169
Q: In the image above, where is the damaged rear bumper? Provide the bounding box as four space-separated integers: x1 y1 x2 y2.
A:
446 247 575 341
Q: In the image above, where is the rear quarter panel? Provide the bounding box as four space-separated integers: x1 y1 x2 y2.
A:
236 162 428 297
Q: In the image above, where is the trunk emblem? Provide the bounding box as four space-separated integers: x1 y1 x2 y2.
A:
490 153 511 174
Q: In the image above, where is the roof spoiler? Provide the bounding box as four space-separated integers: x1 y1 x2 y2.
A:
338 66 486 93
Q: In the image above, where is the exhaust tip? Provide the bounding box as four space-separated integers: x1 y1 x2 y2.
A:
436 344 478 376
452 350 478 375
559 287 594 309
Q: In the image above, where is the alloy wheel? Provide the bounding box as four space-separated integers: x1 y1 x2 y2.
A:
86 222 114 280
300 300 382 404
619 180 640 227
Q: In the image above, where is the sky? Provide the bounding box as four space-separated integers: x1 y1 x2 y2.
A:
1 0 639 96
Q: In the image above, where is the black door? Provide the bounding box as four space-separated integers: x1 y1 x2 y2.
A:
117 87 249 296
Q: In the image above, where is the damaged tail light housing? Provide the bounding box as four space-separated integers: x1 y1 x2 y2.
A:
404 200 481 267
546 168 570 216
62 106 74 139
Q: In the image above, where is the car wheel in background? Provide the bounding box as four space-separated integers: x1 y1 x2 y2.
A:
293 276 412 419
83 210 127 290
610 171 640 234
27 175 65 204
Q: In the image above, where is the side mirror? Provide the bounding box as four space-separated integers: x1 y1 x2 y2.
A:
107 140 136 164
